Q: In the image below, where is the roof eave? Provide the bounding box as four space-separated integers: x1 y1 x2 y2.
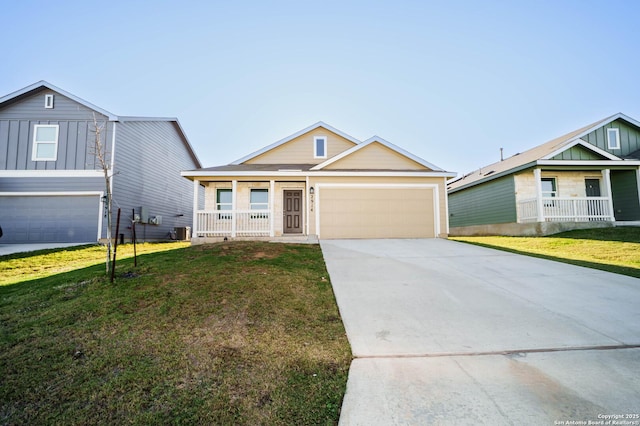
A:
0 80 118 121
231 121 361 165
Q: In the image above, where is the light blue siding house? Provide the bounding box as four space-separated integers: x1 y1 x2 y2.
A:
0 81 201 244
448 113 640 236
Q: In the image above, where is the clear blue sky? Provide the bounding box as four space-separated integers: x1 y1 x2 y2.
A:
2 0 639 174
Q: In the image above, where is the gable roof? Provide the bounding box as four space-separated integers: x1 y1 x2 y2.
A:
448 113 639 192
0 81 201 168
0 80 118 120
311 135 446 171
231 121 360 165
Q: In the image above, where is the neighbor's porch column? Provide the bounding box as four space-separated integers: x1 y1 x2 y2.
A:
192 179 200 238
534 168 545 222
269 180 275 237
231 180 237 237
602 169 615 221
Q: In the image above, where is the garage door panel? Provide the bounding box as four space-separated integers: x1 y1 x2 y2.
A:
319 187 435 239
0 196 100 243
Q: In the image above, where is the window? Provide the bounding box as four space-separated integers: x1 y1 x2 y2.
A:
250 189 269 219
216 189 232 219
44 94 54 109
541 178 557 197
607 128 620 150
314 136 327 158
32 124 59 161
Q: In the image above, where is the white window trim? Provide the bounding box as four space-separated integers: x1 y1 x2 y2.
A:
44 94 54 109
540 177 557 196
314 136 327 159
607 128 620 150
32 124 59 161
249 188 269 210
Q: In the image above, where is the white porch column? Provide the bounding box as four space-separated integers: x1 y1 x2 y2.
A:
231 180 237 237
534 168 544 222
269 180 275 237
192 179 200 238
602 169 615 221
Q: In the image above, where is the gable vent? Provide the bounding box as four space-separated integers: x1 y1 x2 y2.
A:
44 94 54 109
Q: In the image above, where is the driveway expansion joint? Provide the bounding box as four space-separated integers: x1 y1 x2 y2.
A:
354 343 640 359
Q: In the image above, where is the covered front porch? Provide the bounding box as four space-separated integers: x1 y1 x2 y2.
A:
515 167 639 223
190 177 312 240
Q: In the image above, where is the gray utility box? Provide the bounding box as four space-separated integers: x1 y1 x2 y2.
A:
174 227 191 240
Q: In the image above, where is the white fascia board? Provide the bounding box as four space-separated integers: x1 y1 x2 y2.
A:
117 116 178 122
181 170 456 179
0 191 103 197
536 159 640 166
0 170 104 178
231 121 361 165
311 136 446 172
543 138 621 161
566 112 640 142
0 80 118 121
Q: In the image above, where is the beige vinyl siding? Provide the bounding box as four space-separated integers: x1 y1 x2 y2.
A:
323 142 429 170
244 128 356 165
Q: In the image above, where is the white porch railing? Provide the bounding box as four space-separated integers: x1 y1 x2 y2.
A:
518 197 613 223
195 210 272 237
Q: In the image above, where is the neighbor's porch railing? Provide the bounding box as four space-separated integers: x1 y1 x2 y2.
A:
195 210 272 237
518 197 614 223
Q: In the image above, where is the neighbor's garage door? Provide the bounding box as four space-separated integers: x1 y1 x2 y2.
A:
318 186 436 239
0 195 100 243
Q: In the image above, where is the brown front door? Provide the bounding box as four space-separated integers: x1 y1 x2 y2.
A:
283 190 302 234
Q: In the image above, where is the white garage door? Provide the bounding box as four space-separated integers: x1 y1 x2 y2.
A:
318 186 437 239
0 195 101 243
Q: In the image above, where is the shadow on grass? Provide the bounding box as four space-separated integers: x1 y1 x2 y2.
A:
0 244 98 261
458 240 640 279
551 226 640 243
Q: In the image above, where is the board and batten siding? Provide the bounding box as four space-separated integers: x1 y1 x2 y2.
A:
0 88 112 171
611 170 640 221
550 145 605 161
112 121 200 241
449 176 516 227
582 119 640 157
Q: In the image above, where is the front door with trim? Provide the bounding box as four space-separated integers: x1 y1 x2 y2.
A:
283 190 302 234
585 179 601 197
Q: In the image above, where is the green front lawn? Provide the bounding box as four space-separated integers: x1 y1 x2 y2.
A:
0 242 351 425
451 227 640 278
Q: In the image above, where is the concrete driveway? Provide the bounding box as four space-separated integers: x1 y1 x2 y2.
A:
321 239 640 425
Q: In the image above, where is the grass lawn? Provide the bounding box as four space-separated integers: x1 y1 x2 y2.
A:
451 226 640 278
0 241 351 425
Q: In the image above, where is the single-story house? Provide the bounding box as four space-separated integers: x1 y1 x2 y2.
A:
0 81 201 244
447 113 640 236
181 122 455 240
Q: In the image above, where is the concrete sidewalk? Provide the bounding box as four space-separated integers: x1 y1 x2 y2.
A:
321 239 640 425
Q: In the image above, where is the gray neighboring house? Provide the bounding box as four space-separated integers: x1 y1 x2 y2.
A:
0 81 201 244
448 113 640 236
